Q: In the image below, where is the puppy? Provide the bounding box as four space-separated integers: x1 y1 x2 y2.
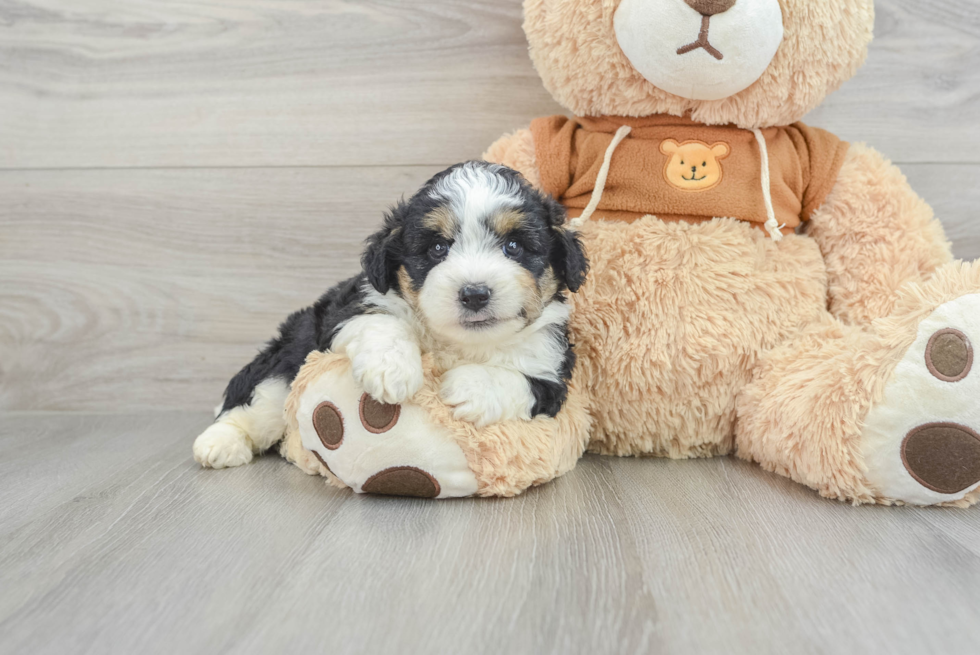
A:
193 161 588 469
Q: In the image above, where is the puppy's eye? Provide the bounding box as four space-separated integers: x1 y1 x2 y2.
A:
503 240 523 258
428 242 449 260
702 161 707 167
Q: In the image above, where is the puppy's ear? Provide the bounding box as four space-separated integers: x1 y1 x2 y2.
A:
543 195 589 293
551 226 589 293
362 204 405 294
542 192 568 229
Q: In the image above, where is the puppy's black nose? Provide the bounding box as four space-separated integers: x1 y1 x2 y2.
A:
459 285 491 312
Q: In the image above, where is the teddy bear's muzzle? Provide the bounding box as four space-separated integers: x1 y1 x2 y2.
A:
614 0 783 101
677 0 739 60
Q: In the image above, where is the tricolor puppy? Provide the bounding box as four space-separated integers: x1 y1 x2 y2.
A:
193 161 588 469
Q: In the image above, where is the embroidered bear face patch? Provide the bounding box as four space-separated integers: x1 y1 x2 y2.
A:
660 139 731 191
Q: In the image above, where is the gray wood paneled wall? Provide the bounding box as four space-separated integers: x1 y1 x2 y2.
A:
2 0 979 412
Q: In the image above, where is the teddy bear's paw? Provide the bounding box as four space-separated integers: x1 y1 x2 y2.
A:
294 366 478 499
193 422 254 469
861 293 980 505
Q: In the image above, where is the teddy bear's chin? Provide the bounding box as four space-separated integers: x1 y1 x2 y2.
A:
613 0 784 101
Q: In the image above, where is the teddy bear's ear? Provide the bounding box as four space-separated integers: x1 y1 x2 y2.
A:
711 142 731 159
660 139 680 155
361 203 405 294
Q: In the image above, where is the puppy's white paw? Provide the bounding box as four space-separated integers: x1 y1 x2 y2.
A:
348 339 425 405
193 422 254 469
440 365 534 428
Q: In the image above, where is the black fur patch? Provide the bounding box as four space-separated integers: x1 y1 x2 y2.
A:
219 273 369 414
526 323 576 418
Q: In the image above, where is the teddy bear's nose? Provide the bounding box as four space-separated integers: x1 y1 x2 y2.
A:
684 0 737 16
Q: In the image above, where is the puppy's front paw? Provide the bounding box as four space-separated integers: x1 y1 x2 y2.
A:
440 365 534 428
193 422 253 469
348 339 424 405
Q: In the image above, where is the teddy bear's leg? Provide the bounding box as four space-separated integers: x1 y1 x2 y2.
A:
281 351 593 498
736 261 980 506
808 143 953 327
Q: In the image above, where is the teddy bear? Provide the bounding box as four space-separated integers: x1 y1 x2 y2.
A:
278 0 980 506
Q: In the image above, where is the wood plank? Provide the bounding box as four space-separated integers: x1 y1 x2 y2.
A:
0 0 561 169
806 0 980 162
2 164 978 412
903 163 980 261
1 412 979 654
1 0 979 169
0 165 439 411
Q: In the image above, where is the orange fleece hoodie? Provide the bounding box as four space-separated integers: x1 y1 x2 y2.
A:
530 114 849 234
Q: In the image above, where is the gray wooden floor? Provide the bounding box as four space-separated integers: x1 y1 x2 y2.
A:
3 413 980 654
2 1 980 653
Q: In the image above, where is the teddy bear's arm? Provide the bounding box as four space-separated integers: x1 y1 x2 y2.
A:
483 128 542 189
807 143 953 327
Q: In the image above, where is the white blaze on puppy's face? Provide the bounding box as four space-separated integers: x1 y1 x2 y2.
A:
418 164 543 345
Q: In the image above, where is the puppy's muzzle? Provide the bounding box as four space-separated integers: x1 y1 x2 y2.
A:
459 285 491 312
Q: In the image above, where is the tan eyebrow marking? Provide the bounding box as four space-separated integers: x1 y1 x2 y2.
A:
488 209 527 236
422 206 458 239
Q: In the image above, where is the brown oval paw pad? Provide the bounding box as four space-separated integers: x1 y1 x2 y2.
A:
313 402 344 450
361 466 441 498
925 328 973 382
902 422 980 494
359 393 401 433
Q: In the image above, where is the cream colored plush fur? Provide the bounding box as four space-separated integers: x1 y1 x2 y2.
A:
807 143 953 326
569 218 828 458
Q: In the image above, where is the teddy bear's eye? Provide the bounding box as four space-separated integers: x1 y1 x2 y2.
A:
680 160 684 165
703 161 707 167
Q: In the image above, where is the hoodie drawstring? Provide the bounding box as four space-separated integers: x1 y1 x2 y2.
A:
751 127 784 241
569 125 632 228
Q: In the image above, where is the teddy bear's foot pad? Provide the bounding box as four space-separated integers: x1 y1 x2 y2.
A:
296 367 478 499
862 294 980 505
901 422 980 494
361 466 441 498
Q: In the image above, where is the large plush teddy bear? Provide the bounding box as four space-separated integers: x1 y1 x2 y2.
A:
280 0 980 506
